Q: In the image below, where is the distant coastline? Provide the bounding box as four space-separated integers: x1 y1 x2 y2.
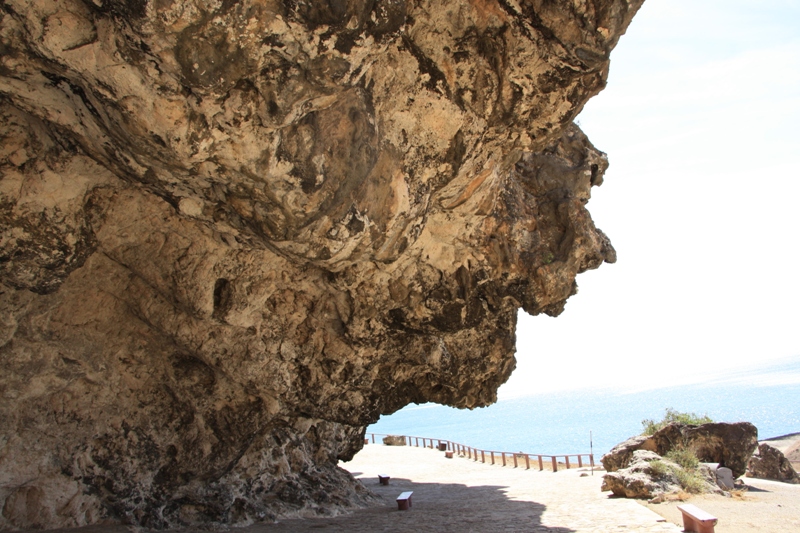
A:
369 377 800 456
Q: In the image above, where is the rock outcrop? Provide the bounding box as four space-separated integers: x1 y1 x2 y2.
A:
601 450 721 500
603 423 758 479
601 434 657 473
747 443 800 484
0 0 643 528
602 422 759 500
651 422 758 479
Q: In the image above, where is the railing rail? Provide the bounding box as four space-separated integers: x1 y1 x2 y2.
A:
365 432 594 473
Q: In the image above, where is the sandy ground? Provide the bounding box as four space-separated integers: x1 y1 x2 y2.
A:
641 478 800 533
260 444 681 532
262 441 800 533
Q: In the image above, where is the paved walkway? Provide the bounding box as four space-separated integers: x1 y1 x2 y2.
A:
256 444 682 532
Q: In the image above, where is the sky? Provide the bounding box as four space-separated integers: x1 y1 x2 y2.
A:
498 0 800 398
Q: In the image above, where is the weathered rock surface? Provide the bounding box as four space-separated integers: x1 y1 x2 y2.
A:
602 422 759 500
747 443 800 484
601 451 720 500
651 422 758 479
603 450 677 499
0 0 643 528
603 423 758 480
382 436 406 446
601 434 656 473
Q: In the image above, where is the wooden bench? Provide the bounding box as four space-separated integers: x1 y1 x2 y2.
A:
677 504 718 533
396 491 413 511
378 474 390 485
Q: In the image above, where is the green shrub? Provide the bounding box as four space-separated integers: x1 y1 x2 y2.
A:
675 468 707 494
665 448 700 470
649 459 669 477
641 408 714 435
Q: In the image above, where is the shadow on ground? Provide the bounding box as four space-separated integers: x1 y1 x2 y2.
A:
16 477 575 533
252 476 575 532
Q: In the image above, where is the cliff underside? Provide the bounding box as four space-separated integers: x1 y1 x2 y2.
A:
0 0 642 528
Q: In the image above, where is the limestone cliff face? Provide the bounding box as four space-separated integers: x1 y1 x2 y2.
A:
0 0 641 528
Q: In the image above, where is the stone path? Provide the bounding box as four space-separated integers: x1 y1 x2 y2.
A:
254 444 682 532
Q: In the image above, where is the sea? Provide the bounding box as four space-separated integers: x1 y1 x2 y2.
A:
366 359 800 456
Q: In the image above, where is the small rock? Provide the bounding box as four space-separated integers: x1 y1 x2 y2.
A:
747 443 800 483
382 435 407 446
716 466 735 490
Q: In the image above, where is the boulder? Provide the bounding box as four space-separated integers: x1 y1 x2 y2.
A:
602 450 675 498
382 435 407 446
652 422 758 478
601 434 657 472
601 450 721 500
747 443 800 483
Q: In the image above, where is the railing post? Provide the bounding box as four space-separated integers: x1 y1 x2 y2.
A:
491 451 495 465
513 454 518 468
552 456 558 472
371 434 375 444
481 450 485 463
502 452 506 467
538 455 543 471
565 455 570 469
525 454 530 470
578 455 583 468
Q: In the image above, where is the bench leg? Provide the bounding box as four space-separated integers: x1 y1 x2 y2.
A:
681 515 716 533
698 522 716 533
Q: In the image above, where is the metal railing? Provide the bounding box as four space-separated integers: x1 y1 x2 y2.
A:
365 432 594 473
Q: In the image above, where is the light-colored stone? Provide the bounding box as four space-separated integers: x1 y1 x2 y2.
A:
715 466 735 490
602 434 658 472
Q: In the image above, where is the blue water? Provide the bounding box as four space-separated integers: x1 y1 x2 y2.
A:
367 366 800 456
